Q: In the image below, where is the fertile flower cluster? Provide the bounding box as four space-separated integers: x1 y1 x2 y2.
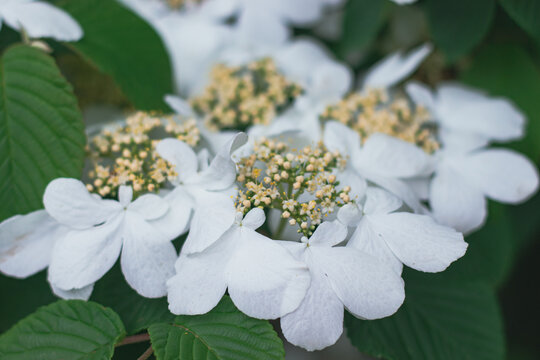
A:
320 89 439 153
236 139 351 236
191 58 303 131
86 111 199 198
1 0 538 356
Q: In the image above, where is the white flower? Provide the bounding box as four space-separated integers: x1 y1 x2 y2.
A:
323 121 432 212
361 43 431 90
0 210 94 300
155 132 248 253
407 82 539 233
44 179 179 298
0 210 67 279
391 0 417 5
225 0 345 46
343 187 467 275
278 221 405 351
167 208 311 319
0 0 82 41
120 0 234 95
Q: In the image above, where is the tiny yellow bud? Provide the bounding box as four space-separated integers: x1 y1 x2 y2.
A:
282 211 291 218
289 219 297 225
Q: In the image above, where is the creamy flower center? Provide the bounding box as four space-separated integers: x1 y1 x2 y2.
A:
86 111 199 198
321 89 439 153
236 138 353 237
190 58 303 132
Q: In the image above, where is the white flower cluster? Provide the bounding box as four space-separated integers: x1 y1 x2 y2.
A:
1 0 538 353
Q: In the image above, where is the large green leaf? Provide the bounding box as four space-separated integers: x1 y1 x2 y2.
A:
345 270 505 360
91 265 174 335
337 0 388 57
426 0 495 62
149 296 284 360
441 204 514 287
498 0 540 41
0 300 126 360
0 44 85 221
56 0 173 110
461 44 540 161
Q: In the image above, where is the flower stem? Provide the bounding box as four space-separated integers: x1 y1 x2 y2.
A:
116 333 150 347
137 346 154 360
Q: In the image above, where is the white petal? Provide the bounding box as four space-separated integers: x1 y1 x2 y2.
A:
43 178 120 229
336 166 367 202
309 61 352 102
405 81 436 111
242 208 265 230
430 164 487 233
156 139 198 182
164 95 194 117
182 191 236 254
118 186 133 207
405 177 431 201
150 188 194 240
311 246 405 319
363 172 425 213
348 218 403 275
308 221 347 247
274 0 324 24
281 266 344 351
121 212 177 298
236 6 289 46
337 203 363 227
227 228 311 319
323 121 360 157
196 132 248 190
51 283 94 301
167 250 229 315
128 193 168 220
48 215 123 290
364 187 403 215
363 44 432 89
0 210 64 278
438 98 525 142
366 213 467 273
357 133 431 178
1 1 83 41
458 149 539 204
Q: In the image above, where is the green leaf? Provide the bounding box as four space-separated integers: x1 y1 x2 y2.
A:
338 0 388 57
0 44 85 221
441 204 514 287
461 44 540 161
91 265 174 335
345 270 505 360
426 0 496 62
56 0 173 111
149 296 284 360
0 300 126 360
498 0 540 41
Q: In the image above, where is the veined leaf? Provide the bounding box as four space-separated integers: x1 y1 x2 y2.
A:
0 44 85 221
149 296 284 360
0 300 126 360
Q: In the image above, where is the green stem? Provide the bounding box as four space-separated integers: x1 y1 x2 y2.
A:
275 216 288 239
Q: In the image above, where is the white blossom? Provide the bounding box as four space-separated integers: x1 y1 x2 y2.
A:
0 0 82 41
167 208 311 319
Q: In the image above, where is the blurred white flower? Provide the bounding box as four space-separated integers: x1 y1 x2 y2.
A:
407 82 539 233
279 221 405 351
0 0 82 41
343 187 467 275
45 179 179 298
323 121 432 212
167 208 311 319
391 0 417 4
155 133 248 254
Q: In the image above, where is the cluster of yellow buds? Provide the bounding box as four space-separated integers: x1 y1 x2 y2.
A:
86 111 199 199
191 58 303 132
236 138 353 237
320 89 439 153
163 0 203 10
